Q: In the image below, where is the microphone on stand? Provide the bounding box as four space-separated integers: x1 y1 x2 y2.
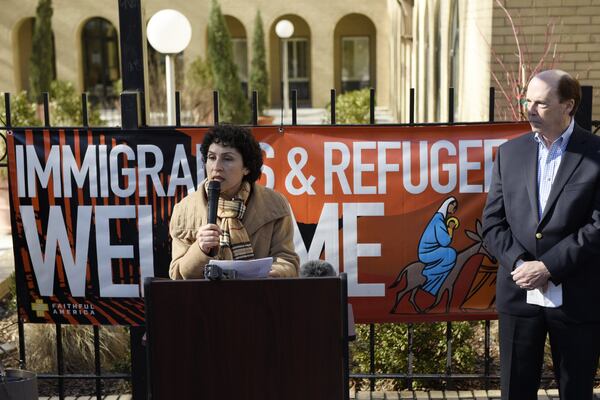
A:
299 260 336 277
299 260 355 340
206 180 221 257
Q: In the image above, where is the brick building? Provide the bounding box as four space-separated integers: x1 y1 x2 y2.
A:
490 0 600 121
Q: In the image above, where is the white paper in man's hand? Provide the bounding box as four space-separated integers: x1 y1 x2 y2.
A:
526 282 563 308
208 257 273 279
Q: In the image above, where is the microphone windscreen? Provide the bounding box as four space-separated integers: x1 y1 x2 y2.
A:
299 260 336 277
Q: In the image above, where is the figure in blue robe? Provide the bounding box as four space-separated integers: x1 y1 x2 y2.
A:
418 197 458 296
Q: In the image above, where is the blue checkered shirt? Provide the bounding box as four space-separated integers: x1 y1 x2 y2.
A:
535 118 574 220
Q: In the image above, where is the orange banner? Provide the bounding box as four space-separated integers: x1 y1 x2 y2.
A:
241 123 530 322
7 122 530 324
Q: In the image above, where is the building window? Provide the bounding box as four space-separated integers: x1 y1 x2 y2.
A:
82 18 120 107
284 38 309 101
232 38 248 96
341 36 370 92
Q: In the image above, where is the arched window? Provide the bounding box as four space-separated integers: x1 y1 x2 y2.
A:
14 18 35 92
270 15 312 107
82 18 120 106
334 14 376 94
225 16 248 96
13 17 57 93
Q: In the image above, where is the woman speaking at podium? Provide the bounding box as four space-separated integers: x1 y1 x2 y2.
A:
168 125 299 279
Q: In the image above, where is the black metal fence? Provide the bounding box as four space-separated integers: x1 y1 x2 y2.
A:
1 86 599 399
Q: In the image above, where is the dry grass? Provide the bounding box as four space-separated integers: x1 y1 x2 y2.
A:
0 303 132 396
0 308 19 369
24 324 130 374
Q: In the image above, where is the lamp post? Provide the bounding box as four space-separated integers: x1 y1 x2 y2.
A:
146 9 192 125
275 19 294 120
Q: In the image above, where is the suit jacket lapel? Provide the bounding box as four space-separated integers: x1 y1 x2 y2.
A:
524 134 540 222
539 126 587 225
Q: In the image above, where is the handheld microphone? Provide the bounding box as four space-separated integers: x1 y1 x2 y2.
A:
206 180 221 257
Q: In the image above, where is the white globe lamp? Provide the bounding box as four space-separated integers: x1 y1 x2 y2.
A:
147 10 192 124
275 20 295 121
275 20 294 39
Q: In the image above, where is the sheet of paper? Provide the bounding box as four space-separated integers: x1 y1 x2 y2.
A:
526 282 563 308
208 257 273 279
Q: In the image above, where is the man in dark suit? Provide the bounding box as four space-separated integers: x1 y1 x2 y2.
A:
482 69 600 399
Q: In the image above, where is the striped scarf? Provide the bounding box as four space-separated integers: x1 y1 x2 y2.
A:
205 180 255 260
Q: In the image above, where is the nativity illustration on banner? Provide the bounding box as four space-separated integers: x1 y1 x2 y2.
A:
388 196 497 316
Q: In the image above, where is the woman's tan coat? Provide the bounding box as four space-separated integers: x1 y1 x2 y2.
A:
169 182 299 279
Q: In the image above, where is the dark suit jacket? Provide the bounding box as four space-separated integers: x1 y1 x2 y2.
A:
482 124 600 322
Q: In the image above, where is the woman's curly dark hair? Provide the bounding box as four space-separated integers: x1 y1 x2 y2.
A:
201 125 263 183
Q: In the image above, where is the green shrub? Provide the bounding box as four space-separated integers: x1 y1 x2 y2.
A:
249 11 269 115
325 88 371 124
1 81 102 129
184 57 215 125
1 92 40 179
351 322 478 390
188 57 214 89
29 0 55 103
49 80 102 126
1 91 41 127
207 0 250 124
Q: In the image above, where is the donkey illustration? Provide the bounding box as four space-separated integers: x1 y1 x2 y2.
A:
388 219 495 314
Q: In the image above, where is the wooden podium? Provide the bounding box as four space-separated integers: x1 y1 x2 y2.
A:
144 275 350 400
